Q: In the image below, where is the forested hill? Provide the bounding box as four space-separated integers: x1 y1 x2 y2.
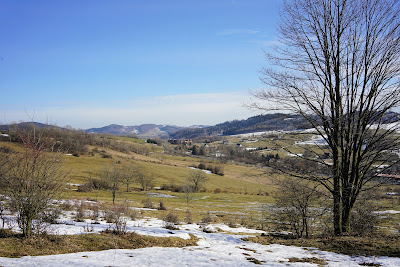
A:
170 113 311 139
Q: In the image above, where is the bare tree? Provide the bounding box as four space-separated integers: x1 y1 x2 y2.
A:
181 183 194 224
251 0 400 235
135 166 153 191
273 178 326 238
1 126 69 237
186 170 208 193
101 163 121 204
121 164 135 192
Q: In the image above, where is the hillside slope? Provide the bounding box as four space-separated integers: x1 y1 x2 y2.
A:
170 114 311 139
86 124 183 138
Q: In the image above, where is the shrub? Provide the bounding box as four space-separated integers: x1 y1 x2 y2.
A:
163 212 179 230
0 126 70 237
41 206 62 224
201 215 213 224
74 201 86 222
101 153 112 159
350 199 378 236
104 203 129 235
198 162 206 170
212 164 224 176
186 211 192 224
77 183 92 192
88 203 100 221
142 197 154 209
158 200 167 210
197 162 224 176
77 178 111 192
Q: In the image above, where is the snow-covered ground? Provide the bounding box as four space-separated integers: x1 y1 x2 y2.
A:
189 166 213 174
0 212 399 266
295 135 327 146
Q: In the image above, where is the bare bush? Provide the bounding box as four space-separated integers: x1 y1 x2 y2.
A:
201 215 213 224
163 212 179 230
40 205 62 224
1 126 70 237
74 201 86 222
158 200 166 210
350 196 378 236
272 178 327 238
142 197 154 209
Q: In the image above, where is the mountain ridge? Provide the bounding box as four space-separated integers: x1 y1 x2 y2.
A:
85 124 185 139
85 114 312 139
4 111 398 139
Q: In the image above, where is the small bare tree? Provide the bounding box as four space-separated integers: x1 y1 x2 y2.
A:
101 163 121 204
181 183 195 223
121 164 135 192
186 170 208 193
135 166 153 191
1 126 69 237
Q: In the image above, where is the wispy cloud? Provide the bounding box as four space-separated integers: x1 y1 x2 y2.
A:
249 40 281 46
217 29 260 36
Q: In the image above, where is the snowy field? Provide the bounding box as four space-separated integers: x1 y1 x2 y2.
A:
0 212 399 267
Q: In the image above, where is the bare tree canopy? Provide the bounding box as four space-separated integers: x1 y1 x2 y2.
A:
186 170 208 193
252 0 400 235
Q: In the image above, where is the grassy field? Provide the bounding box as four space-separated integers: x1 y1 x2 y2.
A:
1 130 399 236
58 147 278 225
0 131 400 263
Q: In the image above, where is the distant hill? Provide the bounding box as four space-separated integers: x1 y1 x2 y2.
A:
4 111 397 140
0 122 58 132
85 124 183 139
171 111 400 139
170 114 311 139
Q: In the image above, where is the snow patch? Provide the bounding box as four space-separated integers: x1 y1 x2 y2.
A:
0 207 399 266
189 167 212 174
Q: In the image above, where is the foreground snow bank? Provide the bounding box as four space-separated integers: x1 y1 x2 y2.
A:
0 215 399 266
0 237 399 267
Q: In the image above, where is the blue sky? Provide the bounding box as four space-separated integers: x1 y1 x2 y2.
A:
0 0 282 129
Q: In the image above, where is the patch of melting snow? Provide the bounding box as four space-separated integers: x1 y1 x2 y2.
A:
295 135 327 145
287 153 303 157
212 224 265 234
189 167 212 174
147 193 177 198
131 207 157 211
374 210 400 214
0 211 399 266
67 183 82 187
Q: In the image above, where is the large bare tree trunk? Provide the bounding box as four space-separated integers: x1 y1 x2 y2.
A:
251 0 400 235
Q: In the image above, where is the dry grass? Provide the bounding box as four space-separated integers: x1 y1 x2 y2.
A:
245 234 400 257
287 257 327 266
0 229 198 258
